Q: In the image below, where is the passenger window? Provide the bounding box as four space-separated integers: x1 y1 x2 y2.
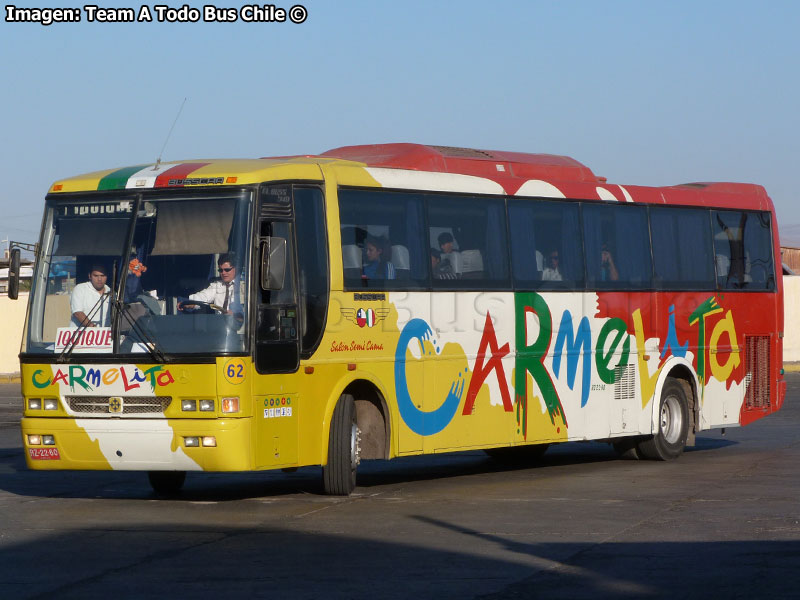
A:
712 210 775 290
650 207 715 290
582 203 652 289
508 199 584 289
338 189 426 290
427 195 510 289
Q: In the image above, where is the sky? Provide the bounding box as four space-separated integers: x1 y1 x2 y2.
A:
3 0 800 249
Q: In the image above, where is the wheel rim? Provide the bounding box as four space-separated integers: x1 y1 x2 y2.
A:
661 395 682 444
350 421 361 469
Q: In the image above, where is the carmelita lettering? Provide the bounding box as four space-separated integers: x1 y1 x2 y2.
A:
330 340 384 352
32 364 175 392
5 5 81 25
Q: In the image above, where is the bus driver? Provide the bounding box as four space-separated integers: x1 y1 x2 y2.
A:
180 253 242 316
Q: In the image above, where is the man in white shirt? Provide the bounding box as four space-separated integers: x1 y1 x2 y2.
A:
70 265 111 328
182 253 242 316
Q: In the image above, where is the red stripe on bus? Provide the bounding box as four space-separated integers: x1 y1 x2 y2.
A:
154 163 211 187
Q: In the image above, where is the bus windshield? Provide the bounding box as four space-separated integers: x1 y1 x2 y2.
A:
23 190 253 357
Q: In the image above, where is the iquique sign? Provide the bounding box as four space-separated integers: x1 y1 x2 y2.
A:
54 327 112 352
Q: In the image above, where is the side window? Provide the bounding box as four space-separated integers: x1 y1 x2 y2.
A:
713 210 775 290
427 195 510 289
294 187 328 355
650 207 715 290
338 189 426 290
509 199 584 289
582 203 652 289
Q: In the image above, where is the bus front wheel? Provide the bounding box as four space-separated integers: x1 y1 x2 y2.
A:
323 394 360 495
148 470 186 496
637 379 689 461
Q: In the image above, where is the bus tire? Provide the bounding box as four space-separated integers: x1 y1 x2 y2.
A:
323 394 360 496
148 470 186 495
637 379 689 461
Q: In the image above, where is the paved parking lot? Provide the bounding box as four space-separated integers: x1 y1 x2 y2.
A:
0 378 798 599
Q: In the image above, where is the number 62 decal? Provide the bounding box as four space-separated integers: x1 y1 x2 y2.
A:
223 358 246 385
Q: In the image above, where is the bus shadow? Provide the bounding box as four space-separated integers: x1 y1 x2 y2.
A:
0 437 739 501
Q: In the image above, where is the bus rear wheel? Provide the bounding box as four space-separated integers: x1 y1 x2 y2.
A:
148 470 186 495
637 379 689 461
323 394 360 495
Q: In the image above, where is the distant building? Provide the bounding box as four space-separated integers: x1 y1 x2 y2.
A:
0 249 34 293
782 247 800 275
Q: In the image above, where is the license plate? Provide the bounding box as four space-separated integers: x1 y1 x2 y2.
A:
29 447 61 460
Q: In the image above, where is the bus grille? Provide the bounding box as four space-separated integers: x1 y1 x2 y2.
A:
65 396 172 415
260 203 293 219
614 364 636 401
744 336 771 410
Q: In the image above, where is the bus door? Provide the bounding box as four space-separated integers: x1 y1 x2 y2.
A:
252 185 300 468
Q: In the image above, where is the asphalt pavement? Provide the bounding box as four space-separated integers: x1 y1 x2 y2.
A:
0 378 798 599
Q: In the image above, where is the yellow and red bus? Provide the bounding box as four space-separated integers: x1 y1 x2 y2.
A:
13 143 785 495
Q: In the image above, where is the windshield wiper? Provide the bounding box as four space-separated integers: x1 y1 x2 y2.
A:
108 255 165 363
111 296 166 363
57 289 166 364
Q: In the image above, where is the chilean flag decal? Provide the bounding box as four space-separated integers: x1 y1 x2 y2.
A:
341 307 389 328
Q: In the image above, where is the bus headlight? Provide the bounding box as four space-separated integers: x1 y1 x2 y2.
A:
27 398 42 410
43 398 58 411
202 436 217 447
181 399 197 412
184 436 200 447
42 435 55 445
27 435 42 445
199 399 215 412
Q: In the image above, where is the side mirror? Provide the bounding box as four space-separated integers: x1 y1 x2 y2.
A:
8 248 20 300
261 237 287 290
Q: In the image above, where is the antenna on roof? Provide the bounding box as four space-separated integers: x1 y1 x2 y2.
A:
154 97 187 170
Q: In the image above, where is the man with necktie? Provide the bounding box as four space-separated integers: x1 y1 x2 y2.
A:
180 253 243 318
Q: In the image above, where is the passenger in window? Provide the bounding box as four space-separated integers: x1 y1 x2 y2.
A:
542 249 563 281
430 248 457 280
437 232 461 276
600 243 619 282
70 264 110 328
438 231 455 255
180 253 243 317
363 236 395 280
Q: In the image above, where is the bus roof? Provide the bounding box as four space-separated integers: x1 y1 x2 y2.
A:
320 143 601 183
47 143 772 212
